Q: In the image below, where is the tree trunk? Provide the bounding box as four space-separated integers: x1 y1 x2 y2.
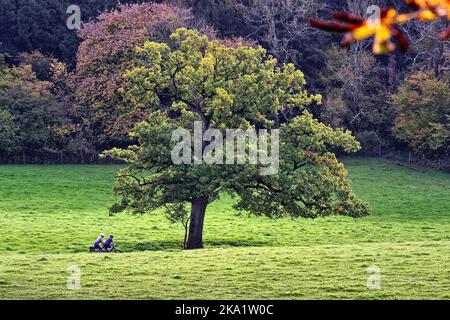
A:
80 149 85 164
185 197 208 250
183 218 190 250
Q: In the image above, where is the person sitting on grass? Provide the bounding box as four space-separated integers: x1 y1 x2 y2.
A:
103 235 114 252
94 233 105 252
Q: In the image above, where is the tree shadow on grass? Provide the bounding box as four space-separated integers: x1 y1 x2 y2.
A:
115 240 270 253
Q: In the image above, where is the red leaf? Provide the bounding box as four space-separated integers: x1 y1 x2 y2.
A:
331 12 365 25
392 28 409 53
439 26 450 40
340 33 353 47
309 19 353 33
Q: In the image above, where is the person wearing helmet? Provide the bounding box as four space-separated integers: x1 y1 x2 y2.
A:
94 234 105 252
103 235 114 252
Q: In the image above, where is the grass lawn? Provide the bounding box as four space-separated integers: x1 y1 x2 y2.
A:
0 158 449 299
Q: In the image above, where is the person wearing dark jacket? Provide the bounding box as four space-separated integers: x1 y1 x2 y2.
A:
93 234 105 252
104 235 114 252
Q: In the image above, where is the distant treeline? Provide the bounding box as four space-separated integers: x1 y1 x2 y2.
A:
0 0 448 164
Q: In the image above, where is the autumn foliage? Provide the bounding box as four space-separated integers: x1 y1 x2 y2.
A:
311 0 450 54
74 3 193 145
392 71 450 155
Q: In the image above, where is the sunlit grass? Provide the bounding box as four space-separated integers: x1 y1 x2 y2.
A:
0 158 449 299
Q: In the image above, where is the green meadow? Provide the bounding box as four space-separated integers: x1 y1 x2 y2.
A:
0 158 449 299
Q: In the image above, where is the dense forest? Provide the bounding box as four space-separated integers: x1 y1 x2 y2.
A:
0 0 449 166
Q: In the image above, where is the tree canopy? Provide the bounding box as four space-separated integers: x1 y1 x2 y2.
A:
73 2 193 148
0 63 64 162
392 71 450 157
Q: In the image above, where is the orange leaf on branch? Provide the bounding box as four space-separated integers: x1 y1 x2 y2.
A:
310 9 410 54
405 0 450 19
406 0 450 39
310 0 450 54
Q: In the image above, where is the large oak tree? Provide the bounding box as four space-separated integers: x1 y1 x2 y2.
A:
104 29 370 249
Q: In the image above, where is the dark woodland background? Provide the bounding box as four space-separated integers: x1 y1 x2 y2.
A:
0 0 448 167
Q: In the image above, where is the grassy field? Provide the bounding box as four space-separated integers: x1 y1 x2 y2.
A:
0 158 449 299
